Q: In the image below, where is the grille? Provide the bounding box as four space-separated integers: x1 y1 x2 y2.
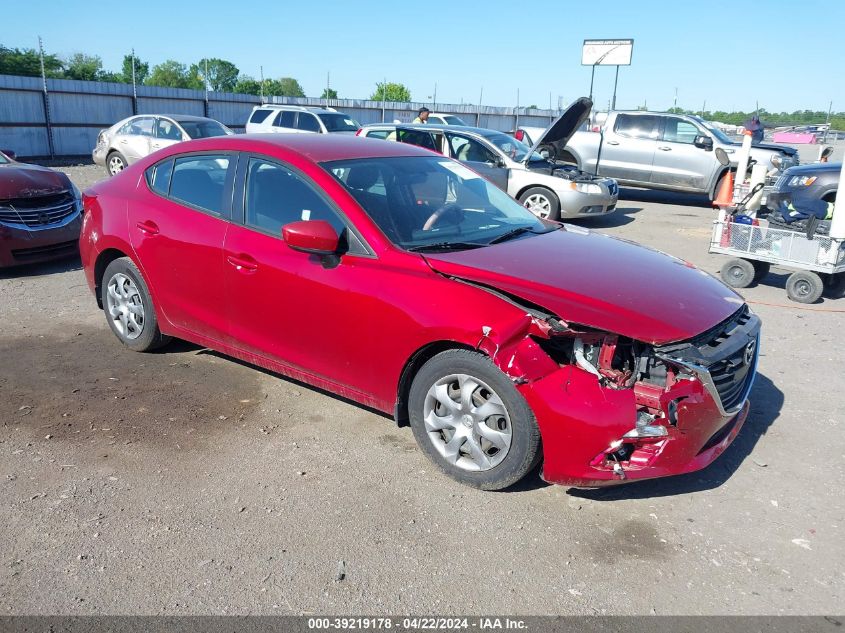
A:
657 306 760 414
0 191 77 228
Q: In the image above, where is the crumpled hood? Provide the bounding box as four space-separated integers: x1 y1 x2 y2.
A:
526 97 593 163
0 162 71 199
424 226 744 344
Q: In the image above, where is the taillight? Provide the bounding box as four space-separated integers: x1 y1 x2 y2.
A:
515 129 524 141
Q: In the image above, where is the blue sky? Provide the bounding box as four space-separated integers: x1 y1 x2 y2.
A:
5 0 843 113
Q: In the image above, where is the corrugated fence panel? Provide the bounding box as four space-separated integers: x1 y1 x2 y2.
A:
0 74 563 157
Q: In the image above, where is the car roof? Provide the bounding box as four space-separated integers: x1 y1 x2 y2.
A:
251 105 338 114
362 123 504 138
156 133 438 163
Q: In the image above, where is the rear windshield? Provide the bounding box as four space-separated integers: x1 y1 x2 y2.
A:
179 120 230 139
319 113 360 132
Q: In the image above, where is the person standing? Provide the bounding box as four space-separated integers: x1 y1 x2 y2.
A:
413 107 431 124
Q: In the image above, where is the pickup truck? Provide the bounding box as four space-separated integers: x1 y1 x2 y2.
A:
529 110 800 201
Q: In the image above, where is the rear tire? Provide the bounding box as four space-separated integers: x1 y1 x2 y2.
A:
408 349 541 491
518 187 561 221
786 271 824 304
107 151 127 176
720 258 755 288
101 257 171 352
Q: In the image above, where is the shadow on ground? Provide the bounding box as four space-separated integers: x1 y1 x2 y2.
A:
619 187 712 208
568 372 783 501
0 254 81 280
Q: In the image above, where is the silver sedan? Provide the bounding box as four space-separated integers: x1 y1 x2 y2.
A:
92 115 232 176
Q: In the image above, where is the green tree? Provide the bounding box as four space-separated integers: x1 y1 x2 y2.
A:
121 54 149 84
370 81 411 102
320 87 338 99
98 71 125 83
191 58 239 92
263 77 305 97
0 45 63 77
64 53 103 81
233 76 261 95
145 60 193 88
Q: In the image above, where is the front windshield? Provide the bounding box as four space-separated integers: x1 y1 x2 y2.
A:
320 113 360 132
443 115 467 125
485 132 544 163
179 120 230 139
695 118 734 144
323 156 552 251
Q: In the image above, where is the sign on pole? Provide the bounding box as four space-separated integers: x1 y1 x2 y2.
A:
581 39 634 66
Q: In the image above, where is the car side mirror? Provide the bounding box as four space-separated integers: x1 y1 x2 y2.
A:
694 134 713 151
282 220 339 255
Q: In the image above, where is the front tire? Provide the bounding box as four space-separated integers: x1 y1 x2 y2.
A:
518 187 561 221
101 257 170 352
408 349 541 491
720 258 755 288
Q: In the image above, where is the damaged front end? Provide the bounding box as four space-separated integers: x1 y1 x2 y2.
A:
473 291 761 487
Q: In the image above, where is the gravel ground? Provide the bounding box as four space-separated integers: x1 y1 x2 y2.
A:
0 162 843 616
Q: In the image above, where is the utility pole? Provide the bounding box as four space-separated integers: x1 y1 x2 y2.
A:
673 87 678 111
701 100 706 118
477 86 483 126
203 58 210 117
824 100 833 143
515 88 520 131
38 36 54 159
259 65 265 103
381 76 386 123
433 82 437 108
130 47 138 115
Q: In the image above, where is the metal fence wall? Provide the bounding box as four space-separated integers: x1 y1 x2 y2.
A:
0 74 559 158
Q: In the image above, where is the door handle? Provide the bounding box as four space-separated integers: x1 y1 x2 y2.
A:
226 254 258 273
136 220 159 235
658 146 672 151
606 140 620 145
151 143 161 149
120 139 128 144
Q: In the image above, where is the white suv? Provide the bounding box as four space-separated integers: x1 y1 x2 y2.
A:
245 105 360 135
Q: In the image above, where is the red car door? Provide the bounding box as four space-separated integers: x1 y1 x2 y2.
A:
129 153 234 343
223 155 384 391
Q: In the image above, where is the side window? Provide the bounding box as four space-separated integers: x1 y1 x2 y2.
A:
614 114 660 140
446 134 496 163
132 117 155 137
364 130 390 140
274 111 296 128
155 119 183 140
249 109 273 124
169 155 231 215
145 158 174 195
663 119 700 144
397 129 437 152
296 113 321 132
244 158 346 237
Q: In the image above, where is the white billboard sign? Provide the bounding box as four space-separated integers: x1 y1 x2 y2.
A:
581 39 634 66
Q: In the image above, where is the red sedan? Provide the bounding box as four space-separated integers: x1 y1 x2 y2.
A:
1 150 82 268
79 134 760 490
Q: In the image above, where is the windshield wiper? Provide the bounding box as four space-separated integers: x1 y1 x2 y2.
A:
488 226 554 245
407 241 486 253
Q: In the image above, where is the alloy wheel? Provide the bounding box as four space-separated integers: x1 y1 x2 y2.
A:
108 155 125 175
105 273 145 340
422 373 512 472
524 193 551 219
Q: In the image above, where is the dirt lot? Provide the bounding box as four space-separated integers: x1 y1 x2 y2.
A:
1 162 843 615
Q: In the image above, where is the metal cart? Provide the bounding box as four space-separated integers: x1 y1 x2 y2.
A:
710 218 845 303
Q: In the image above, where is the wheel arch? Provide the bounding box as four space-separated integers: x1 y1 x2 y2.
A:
394 340 479 426
514 182 559 203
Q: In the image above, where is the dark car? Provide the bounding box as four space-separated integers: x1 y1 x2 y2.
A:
80 134 759 490
0 150 82 268
767 162 839 212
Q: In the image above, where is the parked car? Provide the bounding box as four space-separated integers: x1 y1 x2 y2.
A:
359 99 618 221
559 110 799 201
427 112 468 125
245 105 360 135
93 115 233 176
0 149 82 267
80 134 759 490
767 162 839 211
